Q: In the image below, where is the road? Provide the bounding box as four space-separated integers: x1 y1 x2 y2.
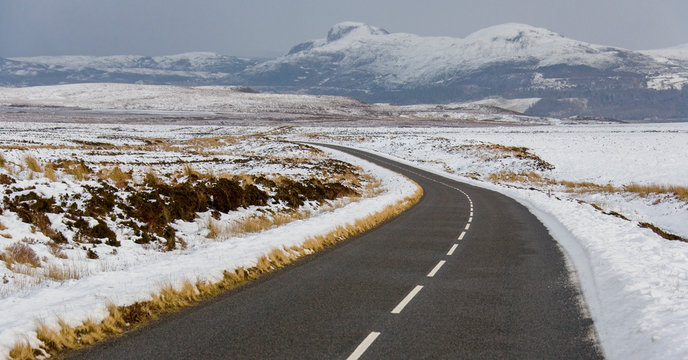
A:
68 144 603 359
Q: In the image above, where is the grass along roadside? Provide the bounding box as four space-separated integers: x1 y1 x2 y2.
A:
8 182 424 360
488 171 688 242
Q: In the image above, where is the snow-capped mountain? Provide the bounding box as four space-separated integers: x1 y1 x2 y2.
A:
240 22 688 120
2 22 688 120
1 52 258 86
246 22 647 87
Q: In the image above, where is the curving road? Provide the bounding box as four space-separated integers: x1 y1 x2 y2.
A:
68 144 603 359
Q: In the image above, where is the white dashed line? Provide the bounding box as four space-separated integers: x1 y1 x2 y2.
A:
458 231 466 240
464 223 471 231
427 260 446 277
468 216 473 223
391 285 424 314
447 244 459 256
346 332 381 360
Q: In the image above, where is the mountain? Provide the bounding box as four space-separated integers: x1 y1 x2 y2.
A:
241 22 688 120
0 52 258 86
2 22 688 120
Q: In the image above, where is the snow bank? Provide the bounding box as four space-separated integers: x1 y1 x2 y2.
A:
307 132 688 360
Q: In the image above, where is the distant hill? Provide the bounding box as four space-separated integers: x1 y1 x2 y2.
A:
2 22 688 121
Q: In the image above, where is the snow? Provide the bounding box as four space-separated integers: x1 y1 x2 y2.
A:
646 73 688 90
1 83 687 359
642 43 688 62
0 123 419 358
253 22 626 87
287 123 688 360
0 84 553 124
10 52 239 72
470 97 541 113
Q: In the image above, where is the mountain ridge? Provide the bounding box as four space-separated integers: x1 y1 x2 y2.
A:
2 21 688 120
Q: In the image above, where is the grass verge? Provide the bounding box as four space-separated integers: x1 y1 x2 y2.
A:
8 182 423 360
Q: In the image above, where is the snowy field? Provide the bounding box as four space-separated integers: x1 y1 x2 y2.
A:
287 123 688 360
0 83 557 125
0 122 418 358
0 83 686 359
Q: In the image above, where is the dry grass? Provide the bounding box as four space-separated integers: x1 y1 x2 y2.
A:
62 161 91 181
45 262 89 281
8 339 39 360
2 242 41 268
43 162 57 181
463 143 554 171
488 171 550 185
638 222 687 242
206 217 231 240
18 181 423 359
624 183 688 202
48 243 68 259
182 164 201 179
0 152 6 168
24 155 42 173
107 166 132 188
488 171 688 202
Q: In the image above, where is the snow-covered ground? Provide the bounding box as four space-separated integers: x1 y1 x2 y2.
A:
0 83 686 359
286 123 688 360
0 83 554 125
0 122 418 358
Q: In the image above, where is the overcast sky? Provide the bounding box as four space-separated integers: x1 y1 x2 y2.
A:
1 0 687 58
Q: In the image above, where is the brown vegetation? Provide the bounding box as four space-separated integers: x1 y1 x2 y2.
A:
463 143 554 171
488 171 688 203
2 242 41 268
638 222 687 242
14 182 423 359
24 155 42 173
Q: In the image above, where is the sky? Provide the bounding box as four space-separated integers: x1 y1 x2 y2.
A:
1 0 687 58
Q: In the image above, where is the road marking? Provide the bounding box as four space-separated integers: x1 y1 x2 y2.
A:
427 260 446 277
464 223 471 231
458 231 466 240
447 243 458 255
468 216 473 223
346 332 381 360
470 211 473 217
391 285 424 314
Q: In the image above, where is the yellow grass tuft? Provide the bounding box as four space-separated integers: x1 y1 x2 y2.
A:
8 339 38 360
45 262 88 281
488 171 688 203
43 162 57 181
107 166 132 188
63 161 91 181
206 217 231 240
24 155 42 173
624 183 688 202
2 242 41 268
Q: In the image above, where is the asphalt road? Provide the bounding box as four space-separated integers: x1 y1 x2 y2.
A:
68 144 603 360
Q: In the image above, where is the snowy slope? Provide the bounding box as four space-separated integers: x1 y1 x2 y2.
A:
0 83 553 124
642 43 688 62
11 52 256 73
246 22 640 88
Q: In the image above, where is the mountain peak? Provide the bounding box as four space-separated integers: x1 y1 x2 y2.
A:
465 23 564 42
326 22 389 42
